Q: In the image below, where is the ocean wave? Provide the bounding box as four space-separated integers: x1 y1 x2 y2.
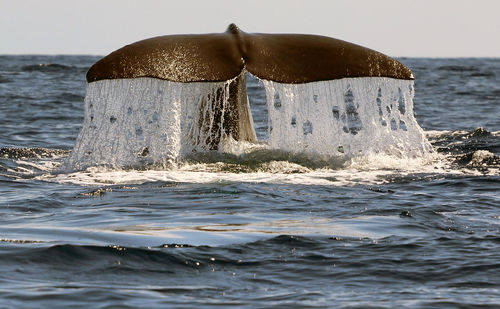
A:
436 65 479 72
1 235 498 308
0 75 11 83
0 128 497 186
21 63 85 73
0 147 69 160
4 233 500 271
427 128 500 171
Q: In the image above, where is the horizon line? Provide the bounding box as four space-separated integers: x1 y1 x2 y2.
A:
1 53 499 59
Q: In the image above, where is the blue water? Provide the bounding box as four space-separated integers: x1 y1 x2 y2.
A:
0 55 499 308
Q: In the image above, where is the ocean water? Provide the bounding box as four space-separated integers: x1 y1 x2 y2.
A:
0 55 499 308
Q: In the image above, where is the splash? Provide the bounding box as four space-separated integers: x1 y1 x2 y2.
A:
264 77 433 157
65 75 256 170
65 74 433 171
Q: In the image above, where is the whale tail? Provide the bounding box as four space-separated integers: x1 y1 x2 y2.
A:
190 72 256 151
65 25 431 170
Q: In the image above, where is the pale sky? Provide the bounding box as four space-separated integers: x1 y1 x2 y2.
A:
1 0 499 57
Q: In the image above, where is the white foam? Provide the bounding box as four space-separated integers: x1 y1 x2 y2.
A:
39 151 462 188
468 150 496 167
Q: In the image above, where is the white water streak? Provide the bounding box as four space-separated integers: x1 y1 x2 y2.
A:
65 78 240 170
264 77 433 157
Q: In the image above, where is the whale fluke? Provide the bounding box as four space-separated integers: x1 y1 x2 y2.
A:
87 24 413 84
66 25 428 170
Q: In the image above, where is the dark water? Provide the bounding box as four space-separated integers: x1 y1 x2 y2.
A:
0 55 499 308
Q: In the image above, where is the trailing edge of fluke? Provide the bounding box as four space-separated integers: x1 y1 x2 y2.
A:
86 24 413 84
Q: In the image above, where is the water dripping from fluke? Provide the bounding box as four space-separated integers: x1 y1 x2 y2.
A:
64 24 431 171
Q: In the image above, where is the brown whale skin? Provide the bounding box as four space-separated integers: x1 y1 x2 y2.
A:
86 23 413 84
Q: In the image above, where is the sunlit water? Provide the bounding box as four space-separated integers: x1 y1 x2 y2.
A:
0 55 499 308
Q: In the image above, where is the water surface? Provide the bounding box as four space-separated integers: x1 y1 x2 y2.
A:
0 56 499 308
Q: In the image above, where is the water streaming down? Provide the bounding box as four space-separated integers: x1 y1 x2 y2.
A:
65 72 432 170
264 77 433 157
65 73 257 170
